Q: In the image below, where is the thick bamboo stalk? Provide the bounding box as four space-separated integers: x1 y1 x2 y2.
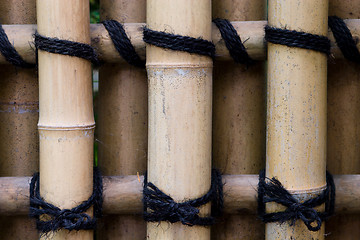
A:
96 0 147 239
1 174 360 216
0 0 38 239
2 19 360 64
266 0 328 239
37 0 94 239
146 0 212 239
326 1 360 239
211 0 265 239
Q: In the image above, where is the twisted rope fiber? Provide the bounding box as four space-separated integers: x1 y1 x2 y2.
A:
265 26 331 55
328 16 360 63
212 18 253 65
34 32 99 65
143 169 223 226
0 24 35 68
143 27 215 58
257 170 335 232
29 167 103 234
103 20 145 68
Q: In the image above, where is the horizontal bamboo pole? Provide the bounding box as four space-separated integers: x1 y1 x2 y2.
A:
2 19 360 64
0 174 359 216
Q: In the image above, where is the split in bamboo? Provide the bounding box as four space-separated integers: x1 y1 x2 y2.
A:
1 19 360 64
266 0 328 239
37 0 94 239
0 174 359 216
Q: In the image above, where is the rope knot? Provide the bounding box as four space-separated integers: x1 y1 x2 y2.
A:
143 169 224 226
257 170 335 232
29 167 103 235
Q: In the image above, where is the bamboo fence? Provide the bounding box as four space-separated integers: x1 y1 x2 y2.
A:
97 0 147 239
326 0 360 239
0 0 359 239
0 0 38 238
211 0 266 239
37 0 94 239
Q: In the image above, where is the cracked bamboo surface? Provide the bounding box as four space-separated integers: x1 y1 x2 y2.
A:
211 0 265 239
37 0 94 239
0 0 38 239
146 0 212 239
326 1 360 239
266 0 328 239
96 0 147 239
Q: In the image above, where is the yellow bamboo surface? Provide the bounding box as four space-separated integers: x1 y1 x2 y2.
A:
37 0 94 239
326 1 360 239
266 0 328 239
0 0 38 239
146 0 212 239
96 0 147 239
211 0 266 239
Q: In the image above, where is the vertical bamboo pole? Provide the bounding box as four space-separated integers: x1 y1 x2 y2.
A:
147 0 212 239
97 0 147 239
0 0 38 239
211 1 266 239
37 0 94 239
326 1 360 239
266 1 328 239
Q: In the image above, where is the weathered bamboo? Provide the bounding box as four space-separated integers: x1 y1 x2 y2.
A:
326 1 360 239
0 0 38 239
37 0 94 239
1 174 360 216
266 0 328 239
211 0 266 239
146 0 212 239
1 19 360 64
96 0 147 239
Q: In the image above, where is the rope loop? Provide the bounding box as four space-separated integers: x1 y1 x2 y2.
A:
29 167 103 234
258 170 335 232
143 169 223 226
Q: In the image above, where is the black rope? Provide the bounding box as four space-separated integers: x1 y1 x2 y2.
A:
328 16 360 63
143 169 223 226
213 18 253 65
34 32 99 65
0 24 35 68
29 167 103 234
258 170 335 232
143 27 215 58
265 26 331 55
103 20 145 68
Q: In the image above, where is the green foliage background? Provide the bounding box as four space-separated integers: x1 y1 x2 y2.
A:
90 0 100 166
90 0 100 23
